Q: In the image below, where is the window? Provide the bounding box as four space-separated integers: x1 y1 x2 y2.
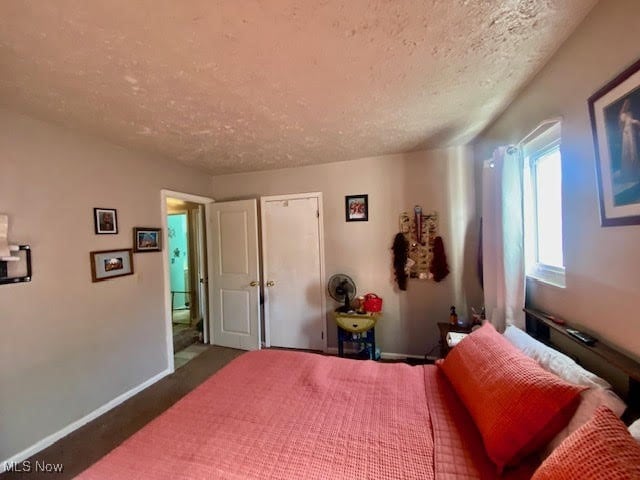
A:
523 122 565 287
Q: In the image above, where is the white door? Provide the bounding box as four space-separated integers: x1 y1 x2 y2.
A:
206 199 261 350
262 194 325 350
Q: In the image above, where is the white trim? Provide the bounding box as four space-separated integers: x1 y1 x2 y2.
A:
317 194 327 353
527 264 566 289
260 192 327 353
260 194 270 348
162 189 215 206
325 347 424 360
197 205 209 345
1 368 170 472
161 189 214 373
518 117 563 148
522 122 565 283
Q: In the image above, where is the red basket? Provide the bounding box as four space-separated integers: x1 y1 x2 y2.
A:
363 293 383 313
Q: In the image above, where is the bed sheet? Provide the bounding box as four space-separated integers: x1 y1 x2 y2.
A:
77 351 434 479
77 350 538 479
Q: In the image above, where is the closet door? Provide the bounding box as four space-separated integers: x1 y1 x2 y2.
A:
261 193 325 351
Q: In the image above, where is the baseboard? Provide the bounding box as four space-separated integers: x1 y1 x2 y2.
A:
325 347 423 360
1 368 171 472
379 351 424 360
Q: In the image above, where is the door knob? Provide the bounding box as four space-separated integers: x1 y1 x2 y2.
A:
249 281 259 287
266 280 275 287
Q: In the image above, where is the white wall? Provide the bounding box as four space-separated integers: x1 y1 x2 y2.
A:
0 109 213 461
475 0 640 360
211 147 482 356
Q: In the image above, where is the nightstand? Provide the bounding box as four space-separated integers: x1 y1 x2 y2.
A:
334 311 380 360
437 322 472 358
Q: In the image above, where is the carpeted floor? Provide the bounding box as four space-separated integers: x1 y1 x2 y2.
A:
1 345 245 480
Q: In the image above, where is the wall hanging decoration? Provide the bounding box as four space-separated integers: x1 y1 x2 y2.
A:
94 208 118 234
429 236 449 282
0 245 32 285
0 214 32 285
398 207 438 280
589 57 640 226
90 248 134 282
133 227 162 253
345 194 368 222
392 233 409 290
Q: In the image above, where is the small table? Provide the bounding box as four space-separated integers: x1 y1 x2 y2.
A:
334 312 380 360
437 322 472 358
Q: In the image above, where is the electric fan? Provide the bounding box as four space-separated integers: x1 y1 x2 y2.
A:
327 274 357 312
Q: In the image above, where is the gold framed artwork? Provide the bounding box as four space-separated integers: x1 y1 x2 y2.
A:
90 248 134 282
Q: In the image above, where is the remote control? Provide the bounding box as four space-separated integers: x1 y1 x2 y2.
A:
566 328 597 346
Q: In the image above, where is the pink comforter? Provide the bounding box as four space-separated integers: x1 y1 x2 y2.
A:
76 350 536 479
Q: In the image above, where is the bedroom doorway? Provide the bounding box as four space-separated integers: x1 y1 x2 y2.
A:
161 190 213 372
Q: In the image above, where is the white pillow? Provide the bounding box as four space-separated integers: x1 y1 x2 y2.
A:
503 324 611 389
543 387 627 456
629 418 640 442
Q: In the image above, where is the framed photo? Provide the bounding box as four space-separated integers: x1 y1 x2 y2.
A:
90 249 134 282
94 208 118 234
589 58 640 226
345 194 368 222
133 227 162 253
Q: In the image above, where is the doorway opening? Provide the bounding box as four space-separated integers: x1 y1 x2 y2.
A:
163 192 212 371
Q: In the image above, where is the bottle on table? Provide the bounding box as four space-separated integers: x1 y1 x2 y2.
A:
449 306 458 326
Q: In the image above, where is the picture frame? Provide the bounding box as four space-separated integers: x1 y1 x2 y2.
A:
94 208 118 234
588 57 640 226
345 194 369 222
133 227 162 253
0 245 32 285
90 248 134 282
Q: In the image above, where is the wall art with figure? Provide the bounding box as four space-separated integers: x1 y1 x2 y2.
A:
590 58 640 226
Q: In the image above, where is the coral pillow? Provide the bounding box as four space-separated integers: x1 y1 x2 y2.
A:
439 322 584 472
533 406 640 479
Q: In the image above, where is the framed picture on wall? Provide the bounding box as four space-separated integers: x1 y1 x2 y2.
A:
94 208 118 234
345 194 368 222
90 248 134 282
133 227 162 252
588 57 640 226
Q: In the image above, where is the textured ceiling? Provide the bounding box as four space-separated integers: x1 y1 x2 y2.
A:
0 1 597 175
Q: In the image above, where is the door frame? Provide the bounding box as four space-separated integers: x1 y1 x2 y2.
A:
260 192 327 352
161 189 214 373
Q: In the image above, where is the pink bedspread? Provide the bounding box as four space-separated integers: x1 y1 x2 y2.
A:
76 350 536 479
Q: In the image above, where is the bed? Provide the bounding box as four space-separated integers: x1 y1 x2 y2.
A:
76 319 640 479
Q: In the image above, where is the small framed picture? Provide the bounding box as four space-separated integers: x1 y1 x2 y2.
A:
345 194 369 222
94 208 118 234
90 249 134 282
133 227 162 253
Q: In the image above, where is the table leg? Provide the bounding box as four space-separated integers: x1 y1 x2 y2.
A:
370 328 376 360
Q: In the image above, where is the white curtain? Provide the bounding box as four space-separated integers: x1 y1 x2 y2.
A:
482 146 525 331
